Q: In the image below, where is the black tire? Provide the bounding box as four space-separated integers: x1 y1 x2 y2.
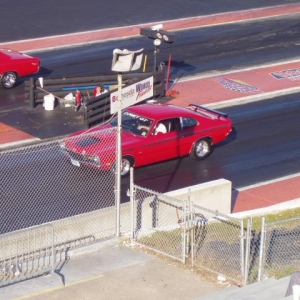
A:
190 138 211 160
1 72 17 89
121 157 133 177
111 156 133 177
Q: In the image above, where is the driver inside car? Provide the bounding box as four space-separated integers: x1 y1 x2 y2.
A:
154 122 167 135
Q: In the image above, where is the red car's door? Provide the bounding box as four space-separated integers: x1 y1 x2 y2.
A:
177 117 202 155
142 130 181 165
177 128 199 156
135 118 182 165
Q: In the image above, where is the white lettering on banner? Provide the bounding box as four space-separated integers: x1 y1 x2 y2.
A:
110 77 154 114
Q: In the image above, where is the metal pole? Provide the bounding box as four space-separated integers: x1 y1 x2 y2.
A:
153 46 157 73
182 201 187 264
257 216 266 282
244 218 251 286
29 78 34 110
130 167 134 240
116 73 122 237
165 54 171 93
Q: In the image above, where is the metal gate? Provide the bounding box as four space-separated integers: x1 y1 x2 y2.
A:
130 184 187 263
190 203 246 286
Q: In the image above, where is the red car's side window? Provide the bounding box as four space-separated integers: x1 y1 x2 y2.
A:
181 117 198 130
154 118 181 135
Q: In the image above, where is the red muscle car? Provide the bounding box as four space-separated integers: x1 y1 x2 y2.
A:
0 48 40 88
61 103 233 176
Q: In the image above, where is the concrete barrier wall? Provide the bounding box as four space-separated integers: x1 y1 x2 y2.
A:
46 179 232 250
165 179 232 215
51 207 117 247
129 179 231 233
131 194 185 230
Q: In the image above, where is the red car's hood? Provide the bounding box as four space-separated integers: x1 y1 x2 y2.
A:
65 124 142 154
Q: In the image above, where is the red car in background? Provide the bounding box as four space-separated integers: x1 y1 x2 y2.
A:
0 48 40 88
61 103 233 176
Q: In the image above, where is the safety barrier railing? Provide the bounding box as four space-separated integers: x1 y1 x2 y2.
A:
24 66 165 126
0 224 55 287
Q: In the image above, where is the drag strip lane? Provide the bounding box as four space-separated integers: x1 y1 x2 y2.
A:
129 93 300 192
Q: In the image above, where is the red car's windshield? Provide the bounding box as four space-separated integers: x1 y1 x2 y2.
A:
110 110 153 137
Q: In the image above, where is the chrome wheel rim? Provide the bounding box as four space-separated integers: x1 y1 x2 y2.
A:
2 73 16 88
121 158 130 176
195 140 209 157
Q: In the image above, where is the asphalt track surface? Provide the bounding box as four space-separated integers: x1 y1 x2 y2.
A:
0 3 299 212
1 2 300 299
1 0 298 43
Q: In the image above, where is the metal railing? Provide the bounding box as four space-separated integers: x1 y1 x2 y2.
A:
0 224 54 287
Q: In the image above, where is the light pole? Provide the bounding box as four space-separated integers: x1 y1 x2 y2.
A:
140 25 177 73
111 48 144 236
153 39 161 72
116 71 122 237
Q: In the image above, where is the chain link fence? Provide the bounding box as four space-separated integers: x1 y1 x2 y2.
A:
2 133 300 288
190 203 246 285
258 216 300 281
0 127 117 247
244 216 262 284
131 185 187 263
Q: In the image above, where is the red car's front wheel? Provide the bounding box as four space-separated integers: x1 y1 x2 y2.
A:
111 156 134 177
120 157 133 177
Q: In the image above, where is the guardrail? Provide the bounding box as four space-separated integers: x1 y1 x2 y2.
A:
0 224 56 287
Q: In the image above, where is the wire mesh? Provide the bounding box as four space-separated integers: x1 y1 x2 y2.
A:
3 128 300 288
191 203 245 285
260 216 300 281
244 216 262 284
132 185 186 263
0 127 117 249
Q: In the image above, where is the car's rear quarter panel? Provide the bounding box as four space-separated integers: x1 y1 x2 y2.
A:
0 51 40 76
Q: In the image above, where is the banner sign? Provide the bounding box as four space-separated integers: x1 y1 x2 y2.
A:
110 76 154 114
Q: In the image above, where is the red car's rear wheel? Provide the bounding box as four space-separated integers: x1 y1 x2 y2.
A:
1 72 17 89
190 138 211 160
